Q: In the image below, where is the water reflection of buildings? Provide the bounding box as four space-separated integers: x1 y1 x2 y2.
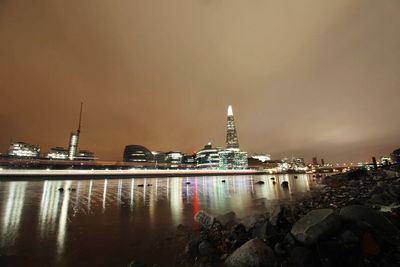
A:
38 180 72 260
1 182 27 246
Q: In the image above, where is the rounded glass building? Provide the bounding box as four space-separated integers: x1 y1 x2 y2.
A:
123 145 154 162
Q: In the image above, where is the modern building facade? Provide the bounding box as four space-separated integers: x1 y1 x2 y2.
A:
75 150 95 161
391 149 400 164
218 149 248 170
8 142 40 158
251 154 271 162
152 151 166 163
45 147 69 160
68 103 83 160
196 143 220 169
219 105 248 170
123 145 154 162
166 151 183 168
226 105 240 149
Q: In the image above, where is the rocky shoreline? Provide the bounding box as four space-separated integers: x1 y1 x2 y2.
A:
128 166 400 267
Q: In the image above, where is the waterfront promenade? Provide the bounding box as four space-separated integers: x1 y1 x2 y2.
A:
0 169 265 180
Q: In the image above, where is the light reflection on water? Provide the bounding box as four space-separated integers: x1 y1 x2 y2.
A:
0 174 316 266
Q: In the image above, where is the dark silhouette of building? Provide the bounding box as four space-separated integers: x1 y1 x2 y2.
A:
312 157 318 165
123 145 154 162
391 149 400 164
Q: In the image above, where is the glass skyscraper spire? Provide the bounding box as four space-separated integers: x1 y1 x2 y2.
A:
226 105 240 150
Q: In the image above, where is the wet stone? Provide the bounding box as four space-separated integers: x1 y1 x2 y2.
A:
290 246 314 267
291 209 341 245
225 238 276 267
340 205 400 244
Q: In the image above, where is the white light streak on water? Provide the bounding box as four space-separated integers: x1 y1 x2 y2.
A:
1 182 27 246
56 181 71 259
88 180 93 210
102 179 108 210
130 178 134 208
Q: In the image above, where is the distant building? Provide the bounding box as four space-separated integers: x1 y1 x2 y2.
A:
219 106 248 170
8 142 40 158
312 157 318 166
151 151 166 163
45 147 69 160
182 154 196 168
226 105 240 149
196 143 220 169
251 154 271 162
391 149 400 164
182 154 196 164
219 150 248 170
321 158 325 166
68 103 83 160
380 156 392 166
75 150 95 161
123 145 154 162
166 151 183 168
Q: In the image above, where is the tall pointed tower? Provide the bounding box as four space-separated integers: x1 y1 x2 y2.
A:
226 105 240 149
68 102 83 160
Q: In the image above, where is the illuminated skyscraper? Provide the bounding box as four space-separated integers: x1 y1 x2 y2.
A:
68 103 83 160
226 105 240 150
219 105 248 170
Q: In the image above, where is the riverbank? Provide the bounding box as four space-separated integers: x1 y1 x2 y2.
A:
0 169 265 180
129 167 400 266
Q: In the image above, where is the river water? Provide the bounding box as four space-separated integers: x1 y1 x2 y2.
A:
0 174 319 266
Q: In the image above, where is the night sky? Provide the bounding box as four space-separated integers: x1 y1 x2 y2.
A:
1 1 399 163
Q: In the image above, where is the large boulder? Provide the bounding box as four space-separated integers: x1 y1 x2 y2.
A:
225 238 276 267
339 205 400 244
290 209 341 245
215 211 236 228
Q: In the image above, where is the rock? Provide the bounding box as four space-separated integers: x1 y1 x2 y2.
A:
194 256 213 267
290 246 314 267
290 209 341 245
228 223 249 249
250 221 268 241
195 210 215 229
281 181 289 188
185 235 201 257
225 239 276 267
198 241 216 256
317 237 360 267
127 260 147 267
340 205 400 244
362 232 381 255
269 205 281 226
340 230 360 249
273 242 285 256
215 211 236 227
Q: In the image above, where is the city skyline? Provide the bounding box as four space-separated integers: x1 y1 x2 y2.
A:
1 1 399 163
